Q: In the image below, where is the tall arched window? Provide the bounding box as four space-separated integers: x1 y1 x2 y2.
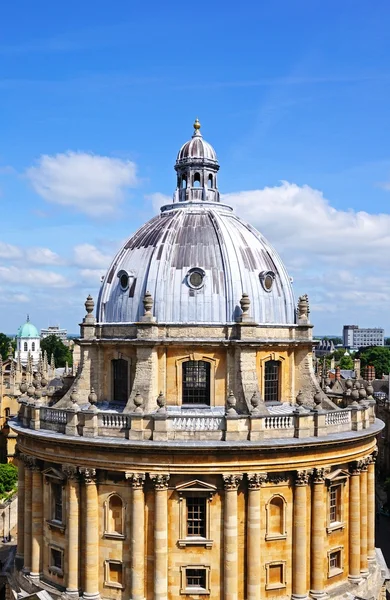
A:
23 342 28 352
31 342 35 351
105 494 124 536
182 176 187 189
112 359 128 403
182 361 210 406
266 495 286 540
207 174 213 188
264 360 281 403
193 172 201 187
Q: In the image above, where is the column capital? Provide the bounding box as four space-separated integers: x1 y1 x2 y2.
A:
79 467 97 484
62 464 79 481
367 453 376 465
247 472 267 489
312 467 328 483
295 469 311 486
223 473 243 490
268 472 289 485
150 473 170 490
125 472 146 489
349 460 363 475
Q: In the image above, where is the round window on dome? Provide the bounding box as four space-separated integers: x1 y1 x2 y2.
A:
187 268 205 290
260 270 275 292
118 270 129 291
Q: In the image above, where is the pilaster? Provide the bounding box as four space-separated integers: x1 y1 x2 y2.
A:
150 474 170 600
247 473 267 600
292 470 310 600
126 473 146 600
367 454 376 561
22 455 33 574
310 469 327 599
360 461 368 575
80 467 100 600
63 465 80 598
349 462 362 582
223 474 243 600
16 452 25 564
30 460 43 581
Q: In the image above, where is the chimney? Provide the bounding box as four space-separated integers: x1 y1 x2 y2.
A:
354 358 361 380
335 366 341 381
363 364 375 383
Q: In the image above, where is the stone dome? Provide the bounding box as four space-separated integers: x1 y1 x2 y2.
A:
17 317 39 338
176 118 218 164
97 121 295 325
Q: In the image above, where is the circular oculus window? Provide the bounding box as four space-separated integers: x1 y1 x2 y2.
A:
187 268 205 289
118 271 129 291
260 270 275 292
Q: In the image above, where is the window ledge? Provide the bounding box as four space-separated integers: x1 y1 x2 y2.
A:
48 566 63 578
46 520 65 533
181 588 209 595
265 534 287 541
265 583 286 590
328 567 343 579
104 581 125 590
103 532 125 540
327 522 345 534
178 538 213 548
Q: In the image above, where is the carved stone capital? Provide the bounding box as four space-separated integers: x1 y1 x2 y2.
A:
247 472 268 489
125 472 145 489
349 460 363 476
62 464 79 481
150 473 170 490
30 459 42 473
79 467 97 484
268 472 289 485
312 467 328 483
366 453 376 466
295 470 311 486
223 473 243 491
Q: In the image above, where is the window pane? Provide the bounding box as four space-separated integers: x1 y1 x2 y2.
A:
112 359 128 403
187 497 206 537
265 360 280 402
186 569 206 588
53 483 62 522
182 361 210 405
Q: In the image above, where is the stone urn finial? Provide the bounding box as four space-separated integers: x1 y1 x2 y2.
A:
143 291 153 316
297 294 310 324
134 391 144 413
85 294 94 315
313 390 322 407
20 379 27 394
239 293 251 322
296 390 304 406
70 387 79 404
226 390 237 415
88 387 97 404
250 391 260 413
156 391 166 412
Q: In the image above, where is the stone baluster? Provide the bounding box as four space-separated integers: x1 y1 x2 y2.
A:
360 461 368 575
150 474 170 600
367 454 376 561
30 459 43 581
223 474 243 600
16 452 25 565
349 462 362 581
80 468 100 600
126 473 146 600
63 465 80 598
247 473 267 600
292 470 310 600
22 456 33 574
310 468 327 599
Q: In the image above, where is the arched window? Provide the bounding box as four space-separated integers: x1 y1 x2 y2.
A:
112 359 128 403
31 342 35 352
266 495 286 540
24 342 28 352
182 176 187 189
207 174 213 188
182 361 210 406
105 494 124 536
193 173 201 188
264 360 281 403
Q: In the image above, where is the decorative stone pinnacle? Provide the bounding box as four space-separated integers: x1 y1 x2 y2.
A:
85 294 94 315
297 293 310 323
313 390 322 406
70 387 79 404
250 391 260 413
226 390 237 415
296 390 304 406
193 118 201 133
240 293 250 314
88 387 97 404
133 391 144 413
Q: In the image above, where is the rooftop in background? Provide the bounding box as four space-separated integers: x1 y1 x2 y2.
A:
40 326 67 342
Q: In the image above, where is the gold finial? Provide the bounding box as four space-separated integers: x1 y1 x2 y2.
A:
193 118 201 131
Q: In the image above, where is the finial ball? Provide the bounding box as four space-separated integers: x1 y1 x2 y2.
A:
193 118 201 131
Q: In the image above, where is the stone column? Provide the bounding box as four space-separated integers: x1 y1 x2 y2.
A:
22 457 33 574
30 461 43 581
367 455 376 561
247 473 267 600
360 462 368 575
126 473 146 600
63 465 80 598
223 473 243 600
349 462 362 582
150 474 170 600
292 470 309 600
310 469 327 599
16 454 25 563
80 468 100 600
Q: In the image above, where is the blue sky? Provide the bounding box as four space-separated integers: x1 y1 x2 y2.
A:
1 0 390 334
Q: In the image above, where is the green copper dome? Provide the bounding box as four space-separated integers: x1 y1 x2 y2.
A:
17 316 39 339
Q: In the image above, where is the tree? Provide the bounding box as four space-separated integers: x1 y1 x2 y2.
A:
339 355 354 370
0 463 17 496
0 333 15 361
40 335 73 368
358 346 390 379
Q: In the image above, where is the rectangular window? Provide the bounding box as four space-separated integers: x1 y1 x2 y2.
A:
49 546 64 577
182 361 210 406
329 485 341 523
180 565 210 595
105 561 124 589
265 561 286 590
328 548 343 577
52 483 63 522
264 360 280 403
187 497 206 537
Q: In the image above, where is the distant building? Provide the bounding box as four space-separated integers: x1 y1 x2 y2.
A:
40 325 67 342
343 324 384 348
15 316 40 365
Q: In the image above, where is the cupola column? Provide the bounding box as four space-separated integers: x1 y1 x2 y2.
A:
348 462 362 581
310 469 326 599
63 465 80 598
151 474 170 600
223 474 243 600
367 455 376 561
16 453 25 564
30 461 43 581
22 456 33 574
360 462 368 575
80 468 100 600
247 473 267 600
126 473 146 600
292 470 309 600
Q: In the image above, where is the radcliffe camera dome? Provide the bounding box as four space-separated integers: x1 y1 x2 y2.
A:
97 120 295 325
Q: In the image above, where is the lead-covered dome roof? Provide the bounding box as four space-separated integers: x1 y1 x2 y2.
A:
97 121 295 325
176 118 218 164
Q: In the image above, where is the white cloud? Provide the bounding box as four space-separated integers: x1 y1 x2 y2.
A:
146 192 171 213
0 242 23 259
26 151 138 216
73 243 111 269
79 268 106 284
27 247 63 265
0 266 71 288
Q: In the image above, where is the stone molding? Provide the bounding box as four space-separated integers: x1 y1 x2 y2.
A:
247 472 268 489
125 472 146 489
222 473 243 490
79 467 97 484
295 469 311 486
150 473 170 490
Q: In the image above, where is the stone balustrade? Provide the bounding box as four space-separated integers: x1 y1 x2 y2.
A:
13 400 376 443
